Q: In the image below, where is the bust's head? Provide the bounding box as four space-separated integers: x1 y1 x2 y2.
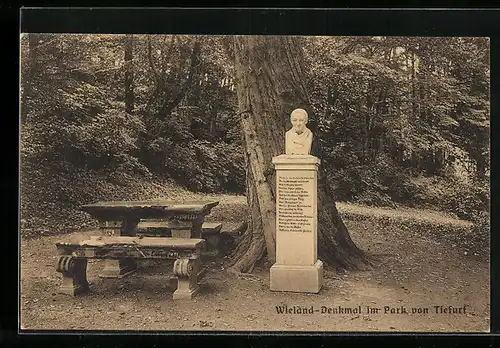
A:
290 108 308 134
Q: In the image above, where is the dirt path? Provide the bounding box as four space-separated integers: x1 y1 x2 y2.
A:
205 196 474 229
20 203 489 332
336 202 473 228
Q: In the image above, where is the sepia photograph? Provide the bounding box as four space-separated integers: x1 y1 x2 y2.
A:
19 33 490 332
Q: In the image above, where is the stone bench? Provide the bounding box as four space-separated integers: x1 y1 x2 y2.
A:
55 235 205 300
136 221 223 257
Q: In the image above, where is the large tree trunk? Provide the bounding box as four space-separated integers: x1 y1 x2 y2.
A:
228 36 374 273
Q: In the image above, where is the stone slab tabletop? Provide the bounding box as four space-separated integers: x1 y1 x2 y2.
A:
137 221 223 232
81 200 219 220
56 235 205 249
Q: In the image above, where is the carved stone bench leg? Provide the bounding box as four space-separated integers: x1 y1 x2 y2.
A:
172 258 200 300
56 256 89 296
169 267 205 289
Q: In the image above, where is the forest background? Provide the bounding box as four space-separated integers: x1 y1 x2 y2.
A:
20 34 490 244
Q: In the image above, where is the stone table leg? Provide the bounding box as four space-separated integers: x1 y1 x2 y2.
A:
169 215 205 239
172 258 200 300
98 220 138 278
190 215 204 238
170 220 194 239
56 256 89 296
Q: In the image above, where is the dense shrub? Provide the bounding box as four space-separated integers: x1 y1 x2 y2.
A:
442 179 489 220
412 175 490 220
158 139 245 194
305 36 489 221
471 210 490 247
327 150 418 207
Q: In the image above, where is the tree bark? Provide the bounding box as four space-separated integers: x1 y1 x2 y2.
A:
229 36 374 273
21 34 40 124
124 35 134 114
411 50 418 120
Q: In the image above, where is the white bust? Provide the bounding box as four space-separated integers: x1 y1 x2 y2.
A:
285 108 313 155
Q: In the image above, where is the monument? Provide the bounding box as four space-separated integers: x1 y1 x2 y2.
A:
270 108 324 293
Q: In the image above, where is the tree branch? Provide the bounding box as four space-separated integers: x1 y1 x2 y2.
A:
159 39 202 117
147 36 161 87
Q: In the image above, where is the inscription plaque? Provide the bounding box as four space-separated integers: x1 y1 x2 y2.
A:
277 174 314 233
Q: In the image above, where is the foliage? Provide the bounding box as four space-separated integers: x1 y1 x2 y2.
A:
327 151 418 207
21 34 147 176
20 33 245 238
133 35 243 193
166 140 245 193
302 36 490 221
20 34 489 238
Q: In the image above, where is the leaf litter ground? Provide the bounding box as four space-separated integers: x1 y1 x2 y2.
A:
20 196 489 332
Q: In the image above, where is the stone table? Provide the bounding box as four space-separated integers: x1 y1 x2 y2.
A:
81 200 219 278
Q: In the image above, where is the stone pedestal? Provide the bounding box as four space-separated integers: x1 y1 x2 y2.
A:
270 154 323 293
172 258 201 300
